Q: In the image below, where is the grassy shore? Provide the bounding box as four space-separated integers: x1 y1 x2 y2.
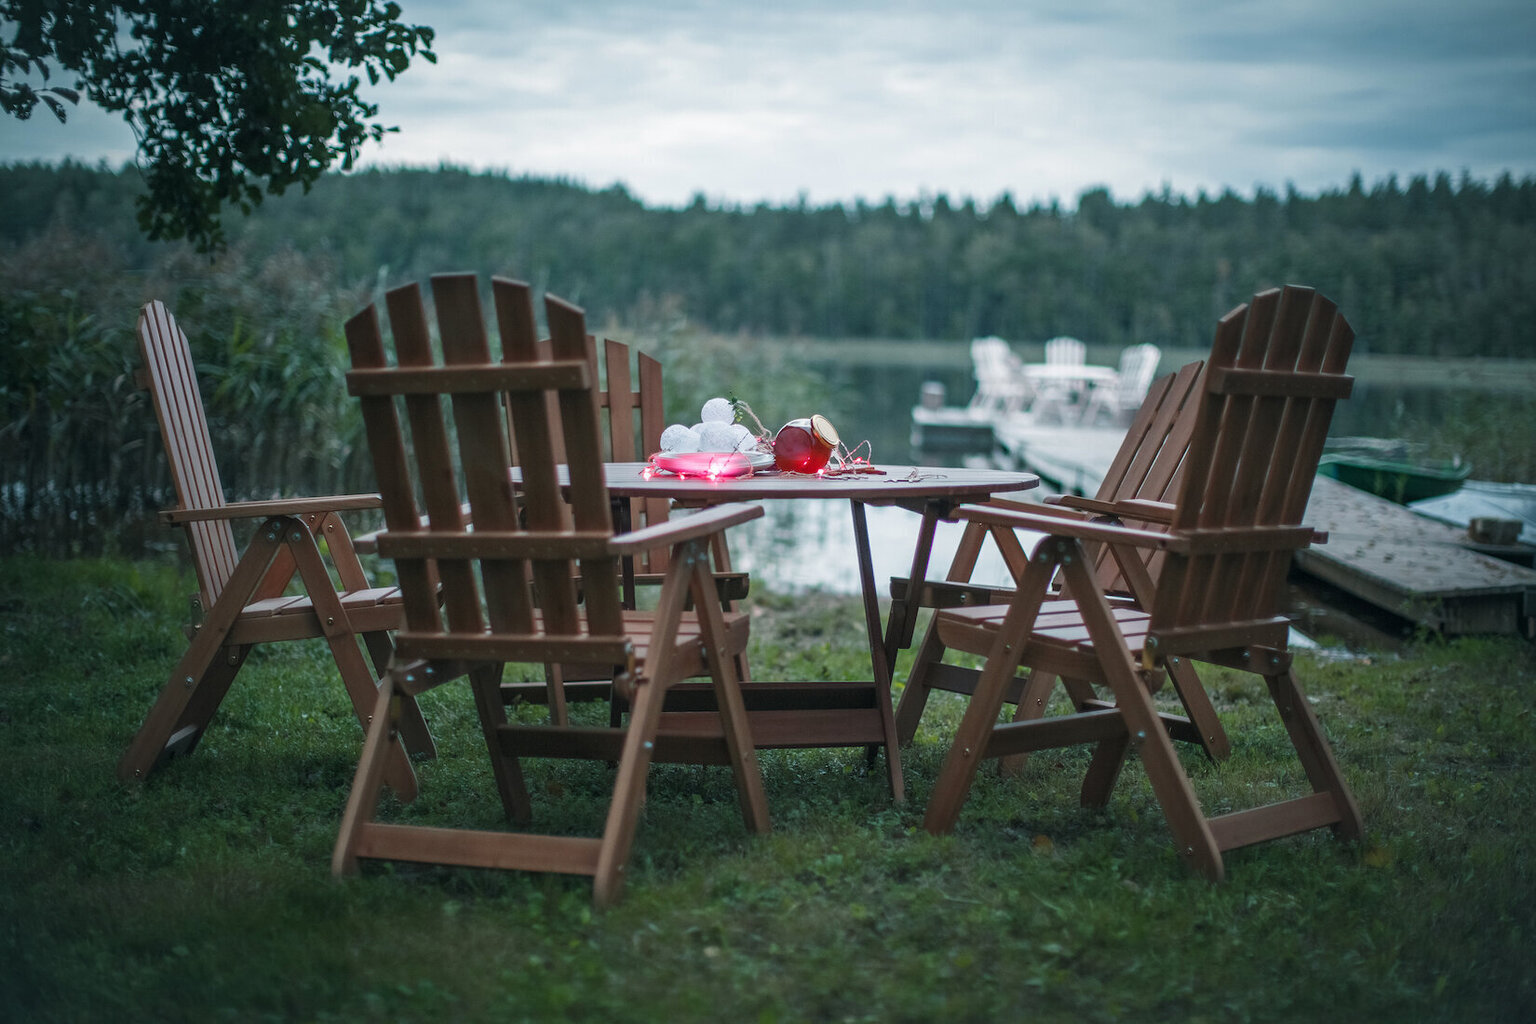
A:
2 556 1532 1022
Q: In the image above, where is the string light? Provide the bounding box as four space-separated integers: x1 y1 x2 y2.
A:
647 400 886 479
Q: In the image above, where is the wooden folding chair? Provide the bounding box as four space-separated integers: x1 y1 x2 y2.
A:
333 274 768 906
894 360 1231 763
915 285 1364 879
118 301 433 798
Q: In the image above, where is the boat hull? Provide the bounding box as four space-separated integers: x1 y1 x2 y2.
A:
1317 454 1471 504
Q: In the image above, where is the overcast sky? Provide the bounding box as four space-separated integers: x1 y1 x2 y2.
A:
4 0 1533 209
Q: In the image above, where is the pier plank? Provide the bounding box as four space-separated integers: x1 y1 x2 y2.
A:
1297 475 1536 635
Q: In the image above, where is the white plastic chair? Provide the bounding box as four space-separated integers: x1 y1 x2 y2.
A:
967 336 1028 414
1082 343 1161 425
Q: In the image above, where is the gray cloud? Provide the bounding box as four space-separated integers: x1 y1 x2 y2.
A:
2 0 1532 206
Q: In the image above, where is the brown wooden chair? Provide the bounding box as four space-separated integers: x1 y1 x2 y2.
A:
332 274 769 906
893 360 1231 764
914 285 1364 879
118 301 433 799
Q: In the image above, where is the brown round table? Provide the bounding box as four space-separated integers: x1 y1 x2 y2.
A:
601 462 1039 801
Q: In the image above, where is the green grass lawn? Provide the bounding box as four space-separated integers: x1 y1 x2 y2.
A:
1 556 1532 1022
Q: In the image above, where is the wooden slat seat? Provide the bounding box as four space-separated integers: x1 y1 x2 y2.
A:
117 302 434 799
913 285 1365 880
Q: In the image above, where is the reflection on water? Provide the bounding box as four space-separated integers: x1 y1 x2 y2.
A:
727 493 1027 595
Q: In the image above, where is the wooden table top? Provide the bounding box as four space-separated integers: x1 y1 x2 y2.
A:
599 462 1039 503
1020 363 1118 383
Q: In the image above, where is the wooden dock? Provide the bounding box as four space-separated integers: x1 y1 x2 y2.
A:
909 405 996 453
990 416 1127 496
975 414 1536 636
1298 475 1536 636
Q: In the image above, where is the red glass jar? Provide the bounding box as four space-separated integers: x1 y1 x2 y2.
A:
773 414 840 473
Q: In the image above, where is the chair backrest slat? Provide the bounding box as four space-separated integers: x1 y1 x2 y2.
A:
1151 286 1354 648
504 320 674 576
635 349 673 572
344 302 443 634
1113 343 1161 408
544 293 626 639
603 337 637 464
1196 288 1294 622
1044 336 1085 366
495 278 585 636
434 275 537 636
347 275 630 666
1078 360 1204 594
138 302 239 605
385 282 484 637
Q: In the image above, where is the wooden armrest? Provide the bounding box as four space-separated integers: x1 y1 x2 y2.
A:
954 503 1173 551
889 577 1014 608
976 495 1039 515
608 503 763 556
1004 500 1092 522
161 493 383 524
1047 495 1176 524
1114 499 1177 522
958 504 1317 558
624 570 751 603
356 502 476 554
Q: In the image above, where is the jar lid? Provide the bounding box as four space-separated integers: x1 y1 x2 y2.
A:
810 414 839 447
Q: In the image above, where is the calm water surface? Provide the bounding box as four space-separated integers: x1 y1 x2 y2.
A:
727 347 1533 595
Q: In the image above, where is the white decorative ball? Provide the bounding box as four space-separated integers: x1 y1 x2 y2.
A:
660 423 700 452
700 397 735 423
697 420 739 452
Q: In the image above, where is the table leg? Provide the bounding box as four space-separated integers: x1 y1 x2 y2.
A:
883 500 942 670
611 497 637 609
849 499 905 802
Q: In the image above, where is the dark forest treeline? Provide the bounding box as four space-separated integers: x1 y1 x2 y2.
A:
5 161 1536 556
3 161 1535 356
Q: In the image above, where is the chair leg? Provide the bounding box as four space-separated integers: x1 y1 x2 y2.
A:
325 631 417 803
332 678 402 876
691 556 770 834
1079 731 1131 807
120 528 290 781
289 528 427 798
468 662 532 824
119 640 250 780
1060 551 1223 880
999 669 1059 776
922 630 1031 834
593 677 667 909
362 628 436 759
923 550 1060 835
1167 656 1230 762
540 661 572 726
1265 668 1363 842
894 620 946 746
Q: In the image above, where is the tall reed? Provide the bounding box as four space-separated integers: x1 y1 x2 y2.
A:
0 227 370 557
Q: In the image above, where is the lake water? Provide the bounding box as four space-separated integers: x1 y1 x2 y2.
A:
721 345 1535 596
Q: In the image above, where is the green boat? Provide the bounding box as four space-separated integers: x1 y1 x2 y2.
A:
1317 447 1472 504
